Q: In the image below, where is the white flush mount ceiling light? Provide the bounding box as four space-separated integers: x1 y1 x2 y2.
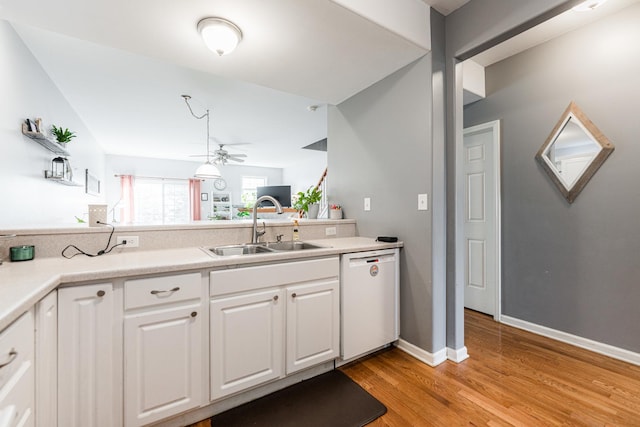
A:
197 17 243 56
572 0 608 12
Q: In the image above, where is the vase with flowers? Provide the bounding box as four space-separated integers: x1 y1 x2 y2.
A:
329 204 342 219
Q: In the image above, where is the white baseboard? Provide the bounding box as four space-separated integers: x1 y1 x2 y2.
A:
446 346 469 363
501 315 640 366
396 339 448 366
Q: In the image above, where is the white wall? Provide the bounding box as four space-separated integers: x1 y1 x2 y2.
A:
105 155 283 221
282 150 327 196
0 20 106 228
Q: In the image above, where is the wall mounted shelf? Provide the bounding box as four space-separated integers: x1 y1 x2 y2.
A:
43 172 82 186
22 123 70 156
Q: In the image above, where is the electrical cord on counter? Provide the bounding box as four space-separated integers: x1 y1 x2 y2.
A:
61 221 127 258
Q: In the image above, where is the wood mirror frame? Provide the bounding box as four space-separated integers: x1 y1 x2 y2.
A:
535 101 614 203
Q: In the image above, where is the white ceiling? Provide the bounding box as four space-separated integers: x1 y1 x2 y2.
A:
4 0 633 168
7 0 633 169
12 22 333 168
0 0 468 167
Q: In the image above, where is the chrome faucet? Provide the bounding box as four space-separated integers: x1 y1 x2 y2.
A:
251 195 283 243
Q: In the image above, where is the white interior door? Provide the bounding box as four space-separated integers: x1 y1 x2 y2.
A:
463 121 500 317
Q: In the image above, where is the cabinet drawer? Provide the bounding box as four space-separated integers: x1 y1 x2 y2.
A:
125 273 201 310
0 311 33 392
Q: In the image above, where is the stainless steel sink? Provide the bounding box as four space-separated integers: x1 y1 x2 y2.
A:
208 244 274 256
265 241 326 251
205 241 327 256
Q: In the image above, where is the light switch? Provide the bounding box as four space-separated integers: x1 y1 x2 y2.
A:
418 193 428 211
364 197 371 211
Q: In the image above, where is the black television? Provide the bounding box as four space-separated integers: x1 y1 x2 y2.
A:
256 185 292 207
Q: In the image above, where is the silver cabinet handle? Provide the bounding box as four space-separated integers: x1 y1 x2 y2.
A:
0 349 17 369
273 295 279 301
97 290 106 297
150 287 180 295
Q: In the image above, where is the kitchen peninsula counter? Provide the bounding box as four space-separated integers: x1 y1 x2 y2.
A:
0 236 402 330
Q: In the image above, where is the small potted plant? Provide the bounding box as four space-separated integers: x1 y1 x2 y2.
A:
294 186 322 219
51 125 77 145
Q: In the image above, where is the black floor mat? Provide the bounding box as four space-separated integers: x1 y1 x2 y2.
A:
210 370 386 427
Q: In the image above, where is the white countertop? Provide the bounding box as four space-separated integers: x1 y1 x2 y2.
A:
0 237 402 330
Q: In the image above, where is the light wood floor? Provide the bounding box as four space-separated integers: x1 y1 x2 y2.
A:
192 309 640 426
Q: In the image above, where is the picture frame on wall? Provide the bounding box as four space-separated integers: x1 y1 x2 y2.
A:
85 169 100 196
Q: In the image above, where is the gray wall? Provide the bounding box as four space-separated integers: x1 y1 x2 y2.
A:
328 53 436 351
430 11 447 354
464 4 640 352
443 0 577 350
446 0 580 58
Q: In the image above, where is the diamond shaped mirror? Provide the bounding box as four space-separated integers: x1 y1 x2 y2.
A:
535 102 614 203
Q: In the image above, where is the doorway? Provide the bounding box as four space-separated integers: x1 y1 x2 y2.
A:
460 121 501 319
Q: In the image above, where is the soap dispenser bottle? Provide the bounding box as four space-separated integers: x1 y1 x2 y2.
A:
292 220 300 241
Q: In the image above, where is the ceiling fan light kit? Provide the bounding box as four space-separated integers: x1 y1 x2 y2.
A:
198 17 243 56
194 161 222 179
212 144 247 165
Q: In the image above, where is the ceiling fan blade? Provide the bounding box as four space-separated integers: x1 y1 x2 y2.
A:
209 140 251 147
229 158 245 163
228 153 247 158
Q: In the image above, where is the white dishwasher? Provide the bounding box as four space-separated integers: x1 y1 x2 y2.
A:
341 248 399 361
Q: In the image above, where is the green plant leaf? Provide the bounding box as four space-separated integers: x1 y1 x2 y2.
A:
51 124 77 143
293 186 322 211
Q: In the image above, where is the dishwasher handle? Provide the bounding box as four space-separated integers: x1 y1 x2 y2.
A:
347 253 396 267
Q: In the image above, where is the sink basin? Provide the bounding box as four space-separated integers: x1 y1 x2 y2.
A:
208 244 274 256
265 241 326 251
205 241 327 256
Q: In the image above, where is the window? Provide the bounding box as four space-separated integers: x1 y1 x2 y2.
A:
133 179 190 224
241 176 267 206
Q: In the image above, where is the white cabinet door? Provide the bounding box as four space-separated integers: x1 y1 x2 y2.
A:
58 283 115 427
210 289 284 400
286 280 339 374
0 310 35 427
124 305 203 427
35 291 57 427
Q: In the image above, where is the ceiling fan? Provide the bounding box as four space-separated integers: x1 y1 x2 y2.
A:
190 143 248 165
212 143 248 165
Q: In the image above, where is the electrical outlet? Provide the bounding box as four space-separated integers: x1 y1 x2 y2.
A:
116 236 139 248
325 226 337 236
364 197 371 211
